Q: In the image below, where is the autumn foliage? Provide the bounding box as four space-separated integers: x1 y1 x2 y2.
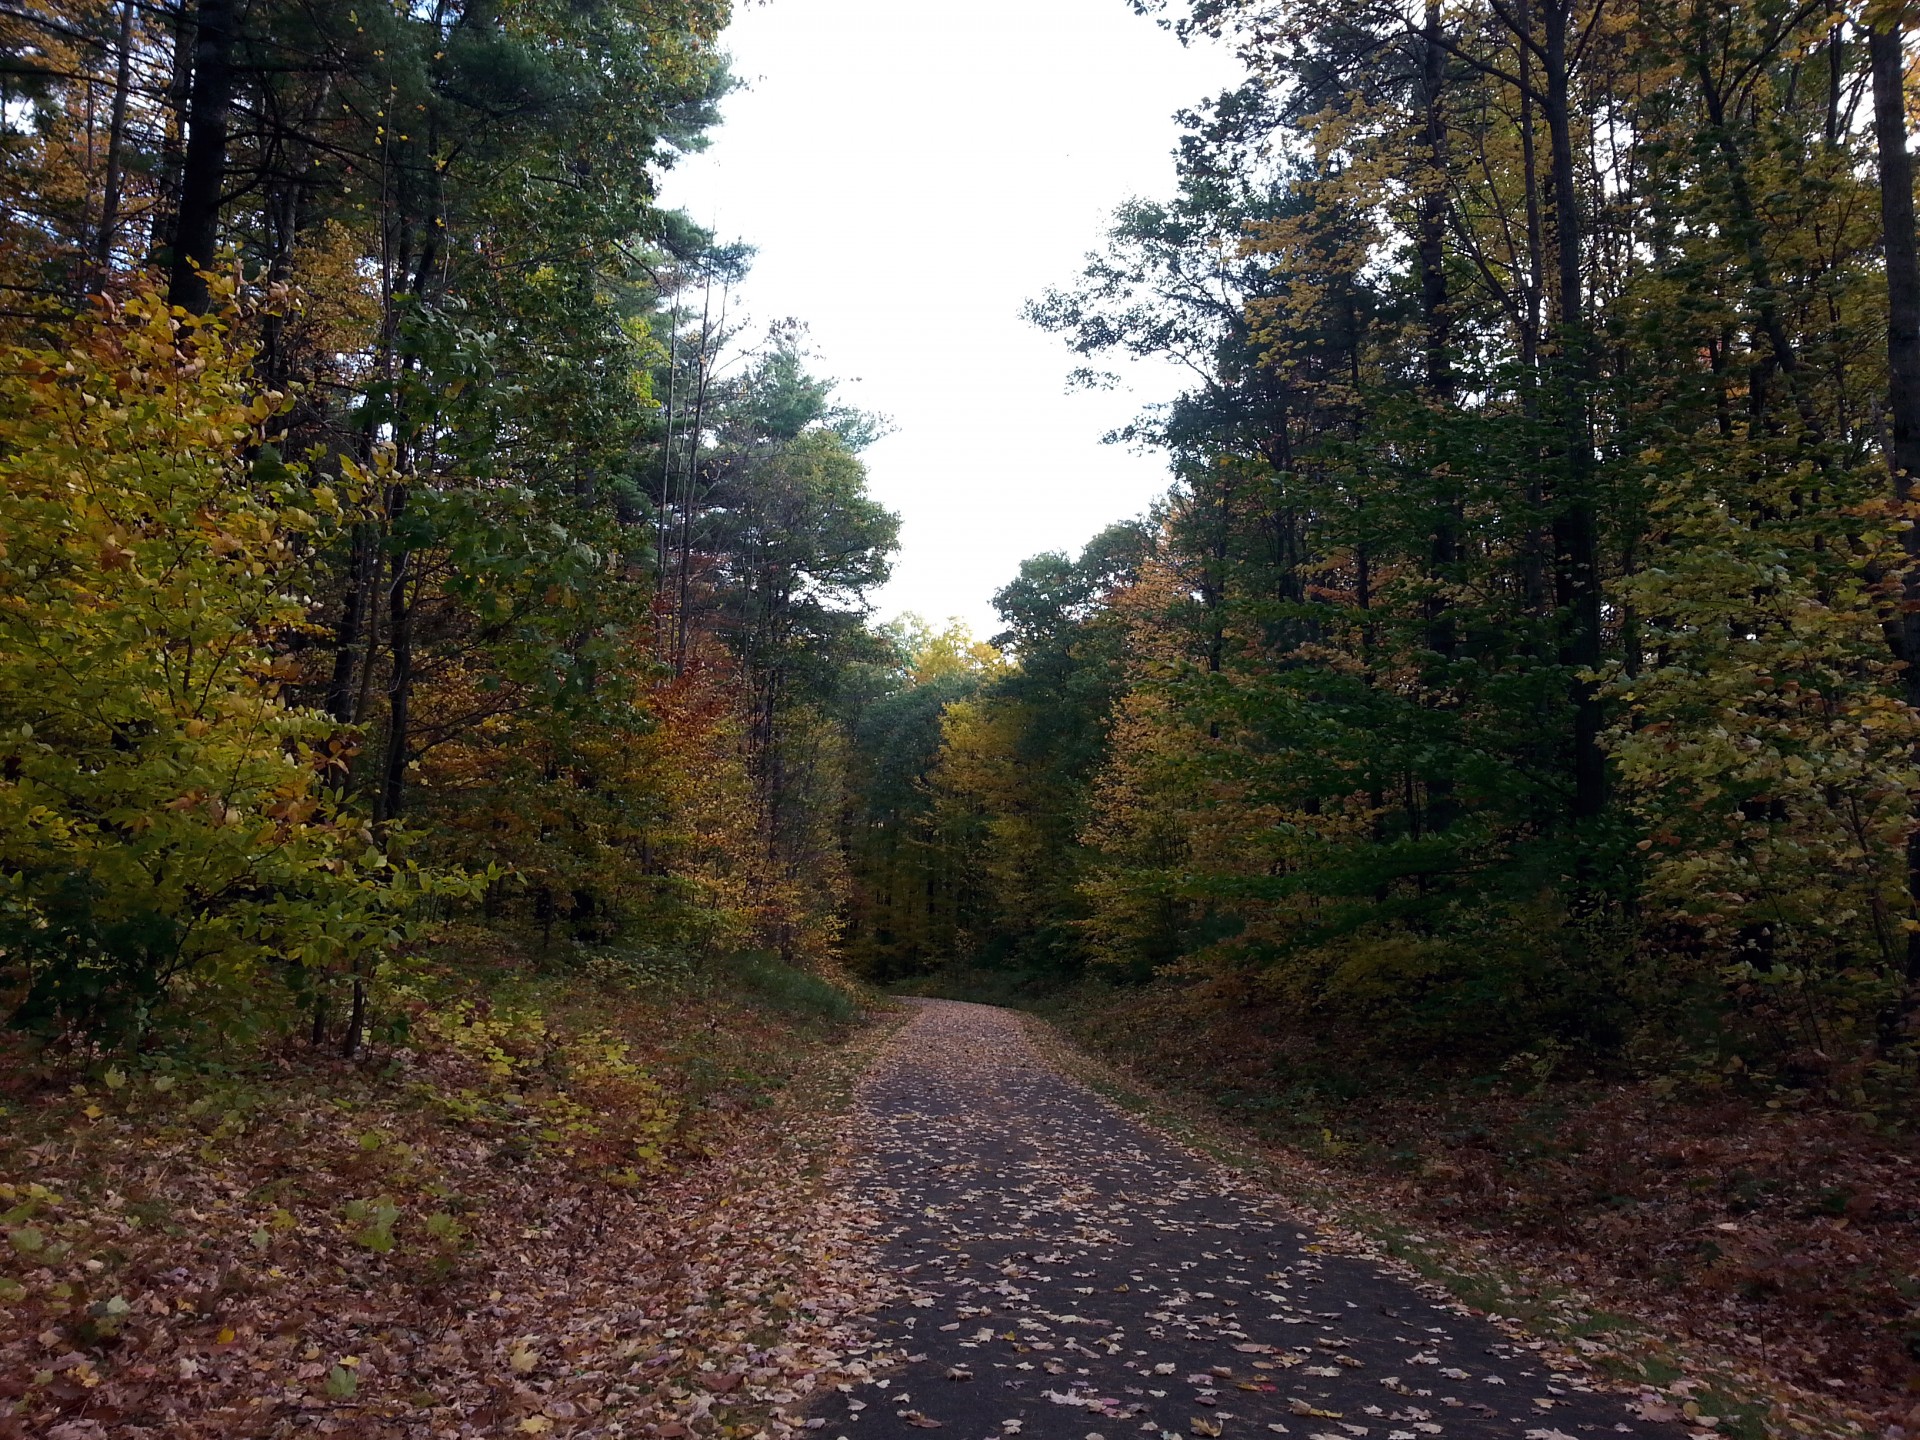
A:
850 0 1920 1105
0 3 904 1421
0 289 471 1043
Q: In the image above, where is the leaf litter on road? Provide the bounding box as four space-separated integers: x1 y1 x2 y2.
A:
812 1001 1690 1440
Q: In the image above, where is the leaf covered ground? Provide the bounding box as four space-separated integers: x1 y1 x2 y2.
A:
1048 983 1916 1439
819 999 1687 1440
0 939 903 1438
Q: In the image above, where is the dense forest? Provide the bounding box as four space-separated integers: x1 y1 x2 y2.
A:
852 0 1920 1098
15 0 1920 1121
0 0 920 1428
5 0 1920 1429
0 0 905 1051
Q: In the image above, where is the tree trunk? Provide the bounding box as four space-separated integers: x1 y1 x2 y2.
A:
1696 57 1825 442
655 304 681 658
1417 1 1454 403
1542 0 1606 822
378 489 414 821
341 975 366 1059
326 522 375 723
92 0 136 283
1868 16 1920 1034
168 0 238 312
259 78 334 391
1418 0 1459 836
674 281 720 674
1514 0 1552 618
1874 20 1920 532
151 0 197 259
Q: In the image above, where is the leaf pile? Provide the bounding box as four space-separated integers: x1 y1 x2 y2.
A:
0 974 904 1438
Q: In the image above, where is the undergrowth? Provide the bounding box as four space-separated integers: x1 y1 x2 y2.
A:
0 926 878 1437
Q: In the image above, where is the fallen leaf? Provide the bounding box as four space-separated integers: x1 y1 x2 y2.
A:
1289 1401 1342 1420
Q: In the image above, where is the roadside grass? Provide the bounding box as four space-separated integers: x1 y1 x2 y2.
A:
727 950 863 1025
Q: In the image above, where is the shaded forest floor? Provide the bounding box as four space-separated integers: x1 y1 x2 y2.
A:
13 948 1916 1440
979 981 1918 1439
0 935 901 1439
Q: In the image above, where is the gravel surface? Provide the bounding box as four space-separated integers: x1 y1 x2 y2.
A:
810 1000 1688 1440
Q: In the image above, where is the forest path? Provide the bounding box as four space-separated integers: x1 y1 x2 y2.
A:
814 999 1680 1440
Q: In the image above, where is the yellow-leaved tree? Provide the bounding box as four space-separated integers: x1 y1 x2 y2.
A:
0 287 471 1044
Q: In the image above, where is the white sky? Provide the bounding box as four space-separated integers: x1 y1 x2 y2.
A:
659 0 1239 636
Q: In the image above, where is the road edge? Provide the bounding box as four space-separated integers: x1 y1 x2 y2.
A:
1007 1007 1868 1440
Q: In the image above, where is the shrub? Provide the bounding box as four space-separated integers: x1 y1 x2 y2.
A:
0 287 467 1044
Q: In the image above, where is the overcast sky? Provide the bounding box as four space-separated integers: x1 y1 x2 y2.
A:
657 0 1239 636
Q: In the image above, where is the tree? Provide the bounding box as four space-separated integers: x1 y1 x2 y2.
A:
0 288 462 1042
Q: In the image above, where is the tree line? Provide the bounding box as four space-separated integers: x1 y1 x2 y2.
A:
848 0 1920 1092
0 0 901 1051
